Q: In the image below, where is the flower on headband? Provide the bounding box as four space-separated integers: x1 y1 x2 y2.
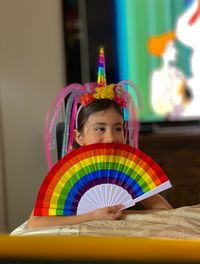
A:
79 83 126 108
80 93 94 106
93 84 115 100
114 95 126 107
114 84 124 96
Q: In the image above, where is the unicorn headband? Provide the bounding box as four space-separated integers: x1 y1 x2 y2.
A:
45 47 141 169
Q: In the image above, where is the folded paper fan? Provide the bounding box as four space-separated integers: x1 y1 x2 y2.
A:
34 143 171 216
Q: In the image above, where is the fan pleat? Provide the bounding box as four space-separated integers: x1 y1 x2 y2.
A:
34 143 171 216
76 184 135 214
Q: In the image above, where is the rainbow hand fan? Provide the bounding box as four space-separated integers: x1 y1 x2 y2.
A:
34 143 171 216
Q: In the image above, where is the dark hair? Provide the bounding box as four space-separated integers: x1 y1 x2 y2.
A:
73 99 124 148
77 99 124 132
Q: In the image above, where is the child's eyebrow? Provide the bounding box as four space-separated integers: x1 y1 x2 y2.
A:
92 122 123 126
113 122 124 126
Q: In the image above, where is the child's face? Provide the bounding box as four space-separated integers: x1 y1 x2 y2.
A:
75 108 125 146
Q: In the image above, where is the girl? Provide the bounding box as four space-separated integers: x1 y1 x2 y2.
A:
27 82 172 229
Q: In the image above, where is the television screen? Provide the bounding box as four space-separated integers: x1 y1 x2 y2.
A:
115 0 200 124
62 0 200 131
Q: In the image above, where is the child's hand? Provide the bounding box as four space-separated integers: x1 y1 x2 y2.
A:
90 204 123 220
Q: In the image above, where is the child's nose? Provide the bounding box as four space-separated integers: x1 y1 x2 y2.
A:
104 130 115 143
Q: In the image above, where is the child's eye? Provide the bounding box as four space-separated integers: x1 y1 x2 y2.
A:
115 127 123 132
95 127 105 132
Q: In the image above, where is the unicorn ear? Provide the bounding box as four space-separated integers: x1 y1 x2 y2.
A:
97 47 106 87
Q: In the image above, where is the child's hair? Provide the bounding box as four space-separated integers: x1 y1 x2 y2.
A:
45 81 141 170
76 99 123 132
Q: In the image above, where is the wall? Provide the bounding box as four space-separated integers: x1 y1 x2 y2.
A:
0 0 65 232
0 92 7 231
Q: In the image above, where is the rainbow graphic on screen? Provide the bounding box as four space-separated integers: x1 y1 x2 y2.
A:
34 143 171 216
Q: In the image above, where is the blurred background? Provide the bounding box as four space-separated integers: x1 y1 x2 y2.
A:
0 0 65 233
63 0 194 122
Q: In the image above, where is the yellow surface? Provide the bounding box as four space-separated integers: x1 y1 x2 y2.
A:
0 235 200 261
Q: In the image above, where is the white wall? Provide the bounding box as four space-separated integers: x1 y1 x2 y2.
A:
0 0 65 232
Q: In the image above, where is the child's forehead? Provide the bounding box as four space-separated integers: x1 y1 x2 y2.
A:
87 108 124 123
